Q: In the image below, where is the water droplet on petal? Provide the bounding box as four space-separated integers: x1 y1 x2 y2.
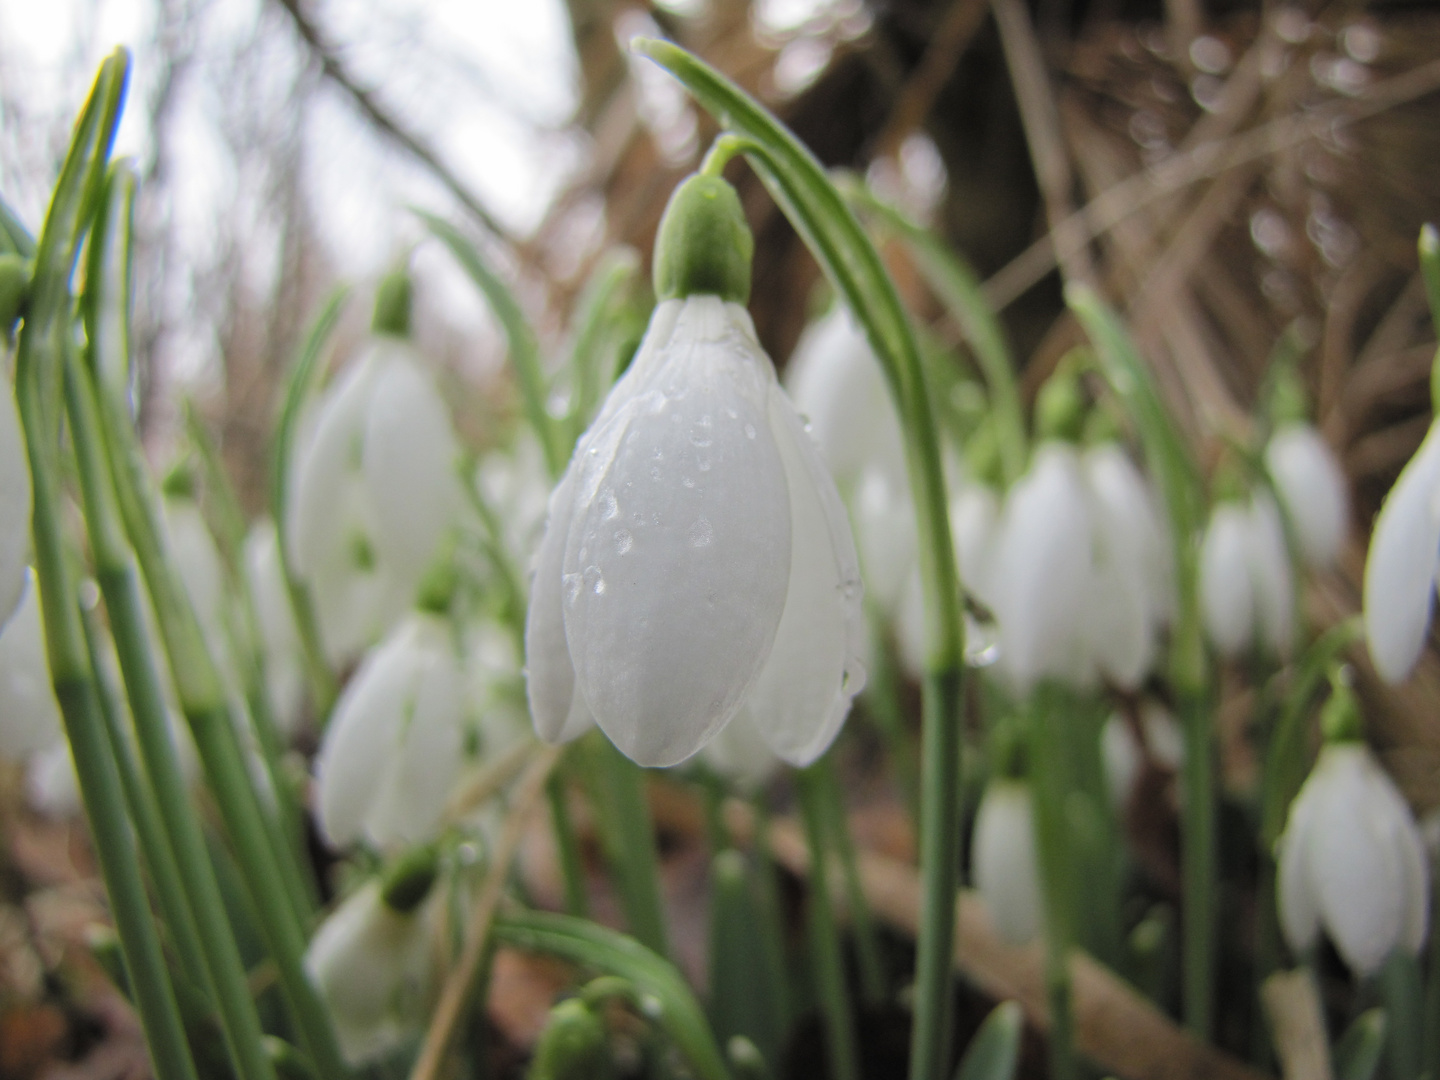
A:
690 415 714 447
682 476 696 489
689 517 713 548
650 466 662 481
614 529 633 554
584 565 606 595
599 488 619 521
563 572 582 604
744 423 756 439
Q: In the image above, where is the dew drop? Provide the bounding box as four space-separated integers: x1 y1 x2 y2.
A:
725 407 738 420
584 565 606 595
744 423 757 440
598 488 619 521
698 458 712 473
690 415 714 447
689 517 714 548
682 476 696 489
652 447 664 460
614 529 633 555
563 572 583 604
650 466 662 481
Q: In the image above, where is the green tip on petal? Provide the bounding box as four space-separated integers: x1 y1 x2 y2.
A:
380 843 440 913
1034 359 1087 443
652 173 753 304
1320 665 1364 744
372 266 413 338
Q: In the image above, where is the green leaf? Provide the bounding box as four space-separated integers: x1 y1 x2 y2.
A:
0 192 36 258
417 210 563 477
1334 1009 1386 1080
954 1001 1022 1080
846 186 1027 484
565 246 640 443
493 910 730 1080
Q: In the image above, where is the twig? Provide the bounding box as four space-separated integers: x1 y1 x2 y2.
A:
990 0 1096 288
271 0 518 249
983 55 1440 310
874 0 991 158
409 744 564 1080
1260 970 1333 1080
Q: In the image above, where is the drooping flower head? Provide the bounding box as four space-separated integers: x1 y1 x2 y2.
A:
525 171 866 768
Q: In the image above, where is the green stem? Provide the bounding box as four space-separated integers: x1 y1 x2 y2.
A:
1423 853 1440 1080
589 736 669 957
270 289 348 717
13 49 198 1080
815 757 885 1005
797 766 860 1080
80 601 212 1001
66 349 280 1080
750 799 793 1039
546 770 590 918
1029 687 1077 1080
566 248 640 441
88 359 348 1080
1179 689 1215 1040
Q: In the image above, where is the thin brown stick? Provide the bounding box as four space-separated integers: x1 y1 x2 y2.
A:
983 55 1440 310
1261 970 1333 1080
990 0 1096 288
271 0 518 249
874 0 991 158
443 739 537 825
409 743 564 1080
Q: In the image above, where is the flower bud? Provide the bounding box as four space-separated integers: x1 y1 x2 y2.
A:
527 998 612 1080
971 779 1043 945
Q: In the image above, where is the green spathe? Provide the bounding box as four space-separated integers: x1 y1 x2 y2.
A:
653 173 752 304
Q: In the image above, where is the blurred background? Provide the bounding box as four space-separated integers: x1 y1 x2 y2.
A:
3 0 1440 1075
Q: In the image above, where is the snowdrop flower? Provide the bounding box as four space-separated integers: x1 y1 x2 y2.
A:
1277 741 1429 976
287 286 459 664
1363 421 1440 683
1101 703 1184 811
784 305 904 489
314 612 465 849
698 706 783 792
985 442 1168 691
1265 423 1349 568
1199 493 1294 659
0 374 30 631
526 173 866 768
972 779 1044 945
306 878 439 1065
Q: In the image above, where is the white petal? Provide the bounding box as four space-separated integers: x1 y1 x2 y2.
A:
745 387 866 766
783 306 900 484
0 571 63 760
1276 774 1322 956
26 741 79 817
853 464 915 613
972 782 1044 945
562 298 792 767
314 621 428 847
1364 421 1440 684
1248 494 1295 659
362 355 459 585
1351 748 1431 956
1308 746 1404 976
1266 424 1349 568
244 523 306 737
0 378 31 631
363 620 464 847
698 705 780 791
286 356 379 576
950 483 999 608
1100 714 1140 811
1199 504 1254 657
989 444 1093 690
524 469 594 744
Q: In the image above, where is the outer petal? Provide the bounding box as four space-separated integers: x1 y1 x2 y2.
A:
1352 747 1431 955
244 523 306 737
1248 494 1295 659
1275 772 1322 956
364 618 464 846
1266 424 1349 568
524 468 595 744
1308 746 1404 976
562 298 791 767
1364 420 1440 683
0 378 31 631
989 444 1092 690
1199 504 1254 657
0 571 63 759
698 705 780 791
972 782 1044 945
287 356 379 576
745 387 866 767
853 464 915 613
314 622 427 847
363 354 459 586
